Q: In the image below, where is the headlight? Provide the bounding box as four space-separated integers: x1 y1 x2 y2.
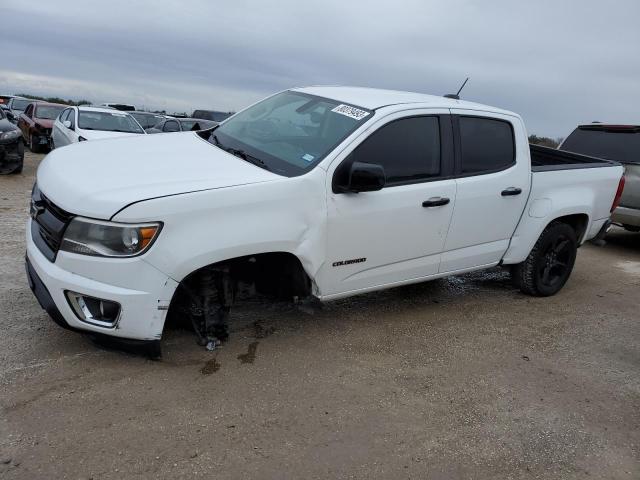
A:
60 217 162 257
0 129 21 141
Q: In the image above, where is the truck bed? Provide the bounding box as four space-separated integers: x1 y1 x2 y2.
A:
530 144 619 172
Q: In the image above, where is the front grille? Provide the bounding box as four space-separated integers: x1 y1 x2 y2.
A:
31 185 74 261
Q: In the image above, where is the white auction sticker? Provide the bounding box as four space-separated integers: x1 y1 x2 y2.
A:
331 104 370 121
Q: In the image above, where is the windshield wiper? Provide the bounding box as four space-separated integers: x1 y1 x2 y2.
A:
210 134 270 171
228 148 271 171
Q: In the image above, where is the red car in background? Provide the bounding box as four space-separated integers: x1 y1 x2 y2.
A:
17 101 66 152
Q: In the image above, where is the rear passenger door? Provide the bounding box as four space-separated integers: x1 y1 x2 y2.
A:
440 111 530 272
321 110 457 296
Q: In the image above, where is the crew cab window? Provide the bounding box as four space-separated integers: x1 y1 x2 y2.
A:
343 116 441 185
458 117 515 174
163 120 180 132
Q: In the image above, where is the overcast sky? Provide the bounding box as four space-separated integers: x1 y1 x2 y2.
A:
1 0 638 137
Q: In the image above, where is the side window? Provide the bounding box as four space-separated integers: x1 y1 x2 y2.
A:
458 117 515 174
25 104 33 117
340 116 441 186
163 120 180 132
60 109 70 122
68 109 76 128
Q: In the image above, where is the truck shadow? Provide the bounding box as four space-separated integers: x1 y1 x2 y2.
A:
604 228 640 255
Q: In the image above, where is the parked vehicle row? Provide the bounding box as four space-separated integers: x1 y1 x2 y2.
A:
52 106 146 148
145 117 217 134
25 86 625 355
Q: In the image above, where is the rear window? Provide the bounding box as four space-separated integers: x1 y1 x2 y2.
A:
561 127 640 164
35 105 65 120
78 111 144 133
459 117 515 174
130 112 164 128
11 99 31 111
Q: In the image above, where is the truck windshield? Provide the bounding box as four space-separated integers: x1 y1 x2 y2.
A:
78 111 145 133
561 126 640 164
207 91 373 176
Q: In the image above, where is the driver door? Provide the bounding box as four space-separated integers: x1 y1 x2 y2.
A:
318 110 457 297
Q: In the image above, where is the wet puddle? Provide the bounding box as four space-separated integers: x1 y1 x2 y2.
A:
200 358 221 375
237 342 259 364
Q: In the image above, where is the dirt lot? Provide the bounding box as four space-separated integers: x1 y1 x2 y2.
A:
1 151 639 479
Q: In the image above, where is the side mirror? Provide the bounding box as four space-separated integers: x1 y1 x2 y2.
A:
63 120 72 129
347 161 386 193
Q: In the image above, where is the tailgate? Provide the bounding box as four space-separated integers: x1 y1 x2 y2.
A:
621 163 640 209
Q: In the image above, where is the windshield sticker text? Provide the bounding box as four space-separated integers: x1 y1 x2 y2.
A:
331 104 370 121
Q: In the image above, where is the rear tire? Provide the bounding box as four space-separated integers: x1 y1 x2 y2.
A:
512 221 578 296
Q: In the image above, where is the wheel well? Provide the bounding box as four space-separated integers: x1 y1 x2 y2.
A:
551 213 589 243
167 252 312 322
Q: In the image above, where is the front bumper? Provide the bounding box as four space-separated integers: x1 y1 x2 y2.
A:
26 219 179 340
612 206 640 228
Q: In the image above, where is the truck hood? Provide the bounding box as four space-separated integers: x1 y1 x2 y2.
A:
37 131 280 219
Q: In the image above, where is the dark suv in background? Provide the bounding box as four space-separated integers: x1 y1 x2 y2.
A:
192 109 233 122
0 106 24 174
560 123 640 232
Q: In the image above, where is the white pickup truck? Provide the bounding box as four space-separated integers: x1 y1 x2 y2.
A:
26 86 625 354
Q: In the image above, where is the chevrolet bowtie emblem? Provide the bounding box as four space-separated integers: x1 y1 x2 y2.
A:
30 199 45 220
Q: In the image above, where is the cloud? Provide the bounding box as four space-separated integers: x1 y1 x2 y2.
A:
1 0 639 136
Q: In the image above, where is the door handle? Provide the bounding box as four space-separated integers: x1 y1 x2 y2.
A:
422 197 450 207
501 187 522 196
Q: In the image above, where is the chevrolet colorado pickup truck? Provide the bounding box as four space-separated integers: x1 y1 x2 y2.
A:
25 86 625 355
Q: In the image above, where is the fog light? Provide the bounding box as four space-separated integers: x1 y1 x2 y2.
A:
65 291 121 327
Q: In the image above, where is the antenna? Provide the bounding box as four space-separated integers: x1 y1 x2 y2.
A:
444 77 469 100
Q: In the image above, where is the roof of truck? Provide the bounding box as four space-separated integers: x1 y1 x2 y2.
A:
293 85 516 116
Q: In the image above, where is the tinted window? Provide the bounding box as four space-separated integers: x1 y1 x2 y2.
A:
459 117 515 174
163 120 180 132
343 116 441 185
561 127 640 165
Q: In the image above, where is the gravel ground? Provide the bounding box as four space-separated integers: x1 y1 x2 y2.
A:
1 151 639 479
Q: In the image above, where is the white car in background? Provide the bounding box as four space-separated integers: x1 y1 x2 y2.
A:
51 106 145 148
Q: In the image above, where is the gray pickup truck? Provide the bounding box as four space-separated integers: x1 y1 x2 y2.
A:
560 124 640 232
